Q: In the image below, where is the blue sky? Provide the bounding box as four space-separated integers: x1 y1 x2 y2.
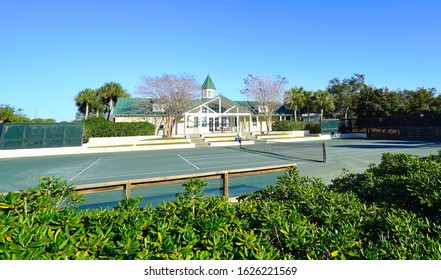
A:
1 0 440 121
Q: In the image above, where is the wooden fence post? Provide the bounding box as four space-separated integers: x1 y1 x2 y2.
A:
123 181 132 199
222 172 229 197
72 164 298 203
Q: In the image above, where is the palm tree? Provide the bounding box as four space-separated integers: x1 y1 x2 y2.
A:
75 88 100 119
285 87 305 121
98 82 130 120
302 90 316 121
315 89 335 121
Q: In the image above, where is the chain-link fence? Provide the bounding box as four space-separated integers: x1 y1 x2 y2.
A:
341 114 441 139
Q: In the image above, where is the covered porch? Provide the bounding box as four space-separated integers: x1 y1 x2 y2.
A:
182 96 255 135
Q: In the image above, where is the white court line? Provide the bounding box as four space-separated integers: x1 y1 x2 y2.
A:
68 157 102 182
71 159 288 183
178 154 200 169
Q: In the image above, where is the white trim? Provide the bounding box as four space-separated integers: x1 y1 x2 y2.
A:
219 97 222 114
184 112 251 117
224 105 237 114
183 96 220 114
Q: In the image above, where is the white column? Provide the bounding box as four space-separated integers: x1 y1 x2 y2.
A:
219 97 222 114
198 113 202 134
218 97 222 132
184 114 188 135
236 107 240 135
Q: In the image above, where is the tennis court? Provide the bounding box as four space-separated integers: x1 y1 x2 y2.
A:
1 139 440 208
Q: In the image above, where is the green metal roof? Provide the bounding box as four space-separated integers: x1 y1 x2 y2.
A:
201 75 216 90
235 101 294 115
183 99 208 112
114 98 206 116
113 98 157 116
234 101 259 115
114 97 293 117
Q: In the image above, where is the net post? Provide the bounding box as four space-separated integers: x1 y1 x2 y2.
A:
322 142 327 163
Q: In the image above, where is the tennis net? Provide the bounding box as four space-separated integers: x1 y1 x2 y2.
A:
239 138 327 163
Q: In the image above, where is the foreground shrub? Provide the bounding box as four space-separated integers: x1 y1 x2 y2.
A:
329 152 441 219
0 177 278 260
1 156 440 260
0 177 85 259
238 167 441 260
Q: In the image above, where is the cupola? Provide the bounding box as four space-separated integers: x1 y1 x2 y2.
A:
201 75 216 99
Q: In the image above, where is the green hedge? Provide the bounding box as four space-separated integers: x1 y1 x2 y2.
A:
83 117 155 142
273 120 321 134
272 120 305 131
1 152 440 260
304 122 321 134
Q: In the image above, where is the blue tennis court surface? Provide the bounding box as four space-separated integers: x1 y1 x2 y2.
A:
1 139 440 208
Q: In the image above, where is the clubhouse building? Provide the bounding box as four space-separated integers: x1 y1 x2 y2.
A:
113 75 294 135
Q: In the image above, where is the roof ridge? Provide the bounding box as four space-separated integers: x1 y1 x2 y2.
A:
201 75 216 90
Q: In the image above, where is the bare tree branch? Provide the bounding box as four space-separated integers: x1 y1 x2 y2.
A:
241 74 288 133
137 73 200 138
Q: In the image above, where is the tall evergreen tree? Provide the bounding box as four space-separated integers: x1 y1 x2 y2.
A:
327 73 365 119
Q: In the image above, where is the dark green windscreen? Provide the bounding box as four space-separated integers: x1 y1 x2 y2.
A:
321 119 340 135
0 122 83 149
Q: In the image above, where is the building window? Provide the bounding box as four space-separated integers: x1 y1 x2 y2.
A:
152 104 165 112
209 103 219 113
203 90 214 98
221 117 229 127
194 117 199 127
202 117 207 127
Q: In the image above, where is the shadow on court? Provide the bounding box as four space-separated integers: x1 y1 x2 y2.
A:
333 140 441 150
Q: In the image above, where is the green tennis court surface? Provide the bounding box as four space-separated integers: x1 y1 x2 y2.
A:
1 139 440 208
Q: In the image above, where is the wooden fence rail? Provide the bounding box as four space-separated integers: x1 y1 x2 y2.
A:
75 163 297 199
